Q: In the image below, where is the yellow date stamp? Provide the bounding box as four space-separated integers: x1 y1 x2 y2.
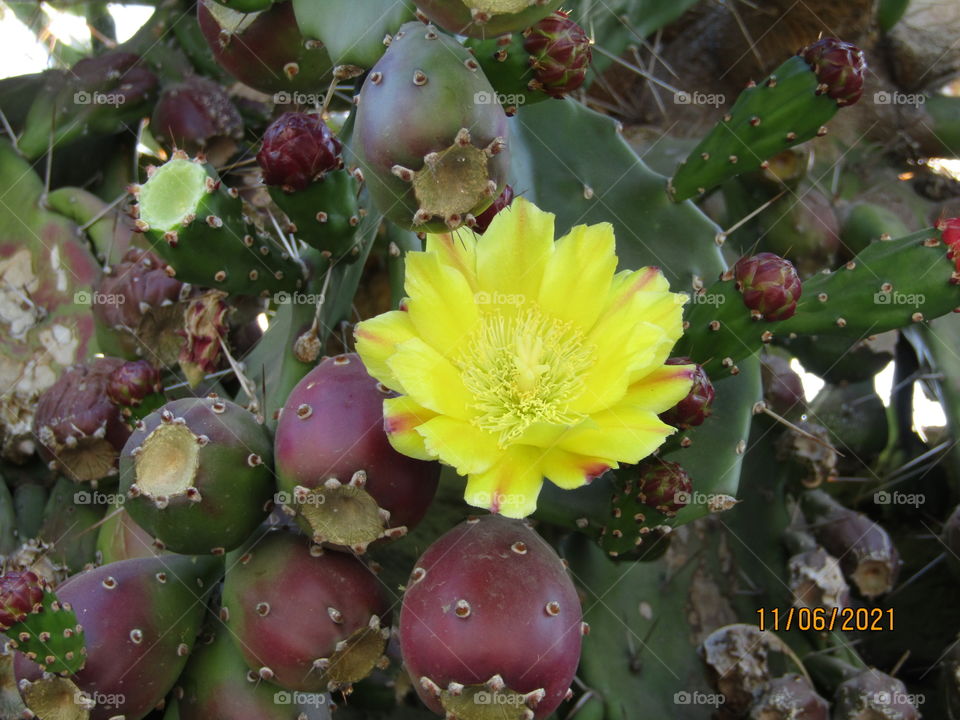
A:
756 607 893 632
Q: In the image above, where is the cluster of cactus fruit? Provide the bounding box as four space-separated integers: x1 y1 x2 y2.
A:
3 0 960 718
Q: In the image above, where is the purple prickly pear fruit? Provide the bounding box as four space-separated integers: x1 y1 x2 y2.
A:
119 396 273 555
416 0 562 38
472 183 514 233
0 571 43 630
15 554 220 720
400 515 582 719
636 460 693 515
799 37 867 107
178 290 229 388
221 530 390 692
106 360 162 412
749 674 829 720
658 357 713 429
522 11 592 98
197 0 333 94
257 112 343 191
733 252 802 322
176 629 333 720
355 22 510 231
151 76 243 153
33 357 131 482
96 502 166 565
274 353 439 552
92 247 188 364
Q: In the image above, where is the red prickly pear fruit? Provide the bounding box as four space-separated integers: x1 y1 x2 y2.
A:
106 360 162 410
658 357 714 429
522 11 592 99
355 22 510 232
257 112 343 191
400 515 582 719
221 530 390 692
274 353 439 553
0 571 44 630
799 37 867 107
92 247 188 364
416 0 562 38
472 183 514 233
197 0 333 94
636 460 693 515
15 554 220 720
33 357 132 482
176 629 333 720
151 76 243 153
119 396 274 555
940 217 960 271
733 252 802 322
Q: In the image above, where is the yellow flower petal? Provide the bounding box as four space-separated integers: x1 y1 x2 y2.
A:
354 310 417 392
404 251 479 358
415 416 500 475
464 445 544 519
387 338 472 420
383 396 438 460
476 197 554 301
557 404 675 464
425 230 478 290
622 364 696 411
542 448 614 490
538 222 617 331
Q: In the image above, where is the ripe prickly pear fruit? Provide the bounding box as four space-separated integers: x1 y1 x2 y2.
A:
940 216 960 270
119 396 274 554
92 247 188 364
1 570 86 675
473 183 514 232
274 353 439 552
106 359 164 418
132 151 303 295
176 629 333 720
416 0 562 38
400 515 583 719
522 11 592 98
96 500 165 565
734 252 802 321
636 460 693 515
356 22 510 231
33 357 131 482
799 37 867 107
197 0 332 94
258 112 342 191
15 554 220 720
658 357 713 429
151 76 244 153
221 530 390 692
749 674 829 720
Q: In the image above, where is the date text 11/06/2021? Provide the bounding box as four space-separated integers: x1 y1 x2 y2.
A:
756 607 894 632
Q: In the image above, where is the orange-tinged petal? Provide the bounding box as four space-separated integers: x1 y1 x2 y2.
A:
383 396 438 460
415 416 500 475
464 445 544 519
557 404 675 465
425 229 478 290
476 197 554 302
538 222 617 332
404 251 479 358
622 364 696 411
387 338 472 420
354 310 417 392
542 448 613 490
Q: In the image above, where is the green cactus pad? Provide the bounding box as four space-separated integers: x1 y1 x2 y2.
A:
3 587 86 675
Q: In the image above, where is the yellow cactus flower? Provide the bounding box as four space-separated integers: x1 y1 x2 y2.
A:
355 198 695 518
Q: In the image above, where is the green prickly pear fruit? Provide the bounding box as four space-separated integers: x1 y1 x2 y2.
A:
416 0 562 38
151 76 244 154
734 252 802 321
33 357 132 483
221 530 390 692
197 0 333 94
355 22 510 231
15 555 220 720
636 460 694 515
95 500 165 565
463 35 541 113
292 0 415 68
839 202 911 257
760 190 841 278
522 11 592 99
38 478 106 574
119 397 274 555
132 152 304 295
